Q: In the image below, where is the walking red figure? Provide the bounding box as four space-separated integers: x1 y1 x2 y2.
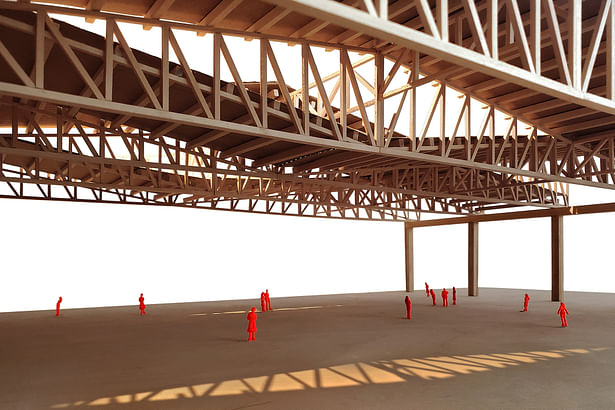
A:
247 307 257 341
265 289 272 311
557 302 569 327
56 297 62 317
139 293 146 316
260 292 266 312
523 293 530 312
452 287 457 305
430 289 436 305
425 282 430 297
404 296 412 319
442 288 449 307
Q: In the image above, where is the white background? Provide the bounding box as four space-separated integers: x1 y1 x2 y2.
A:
2 184 615 312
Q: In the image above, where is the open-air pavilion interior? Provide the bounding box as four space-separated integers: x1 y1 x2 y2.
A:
1 0 615 408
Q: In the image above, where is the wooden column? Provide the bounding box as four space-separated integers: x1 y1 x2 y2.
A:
468 222 478 296
551 215 564 301
404 225 414 292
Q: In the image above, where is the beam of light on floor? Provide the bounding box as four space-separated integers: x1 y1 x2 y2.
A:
189 304 344 316
49 347 608 408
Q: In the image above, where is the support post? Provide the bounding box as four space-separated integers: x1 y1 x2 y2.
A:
551 215 564 301
375 52 384 146
468 222 478 296
569 0 581 89
405 225 414 292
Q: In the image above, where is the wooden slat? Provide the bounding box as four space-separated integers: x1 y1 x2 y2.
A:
416 0 440 39
111 20 161 109
582 0 611 92
168 29 213 118
306 45 342 141
543 0 572 86
265 40 304 134
219 36 261 127
461 0 489 57
505 0 535 73
0 38 35 87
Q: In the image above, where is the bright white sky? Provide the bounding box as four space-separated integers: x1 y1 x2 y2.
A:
2 15 615 312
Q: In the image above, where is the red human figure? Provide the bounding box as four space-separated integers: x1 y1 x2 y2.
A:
404 296 412 319
452 287 457 305
523 293 530 312
430 289 436 305
55 297 62 317
139 293 146 316
425 282 430 297
557 302 569 327
247 307 257 341
442 288 449 307
260 292 266 312
265 289 272 311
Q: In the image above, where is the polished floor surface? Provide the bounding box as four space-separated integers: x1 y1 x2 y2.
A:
1 288 614 409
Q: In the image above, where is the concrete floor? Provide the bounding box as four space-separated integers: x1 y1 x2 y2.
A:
1 288 614 410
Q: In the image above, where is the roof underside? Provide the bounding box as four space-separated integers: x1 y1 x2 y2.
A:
0 0 612 218
29 0 613 141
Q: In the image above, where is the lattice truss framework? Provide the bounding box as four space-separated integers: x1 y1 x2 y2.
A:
1 1 614 220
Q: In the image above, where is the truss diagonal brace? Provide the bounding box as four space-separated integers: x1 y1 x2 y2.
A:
260 0 615 117
1 80 613 192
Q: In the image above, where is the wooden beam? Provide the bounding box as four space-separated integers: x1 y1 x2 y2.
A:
306 45 341 141
260 39 267 128
486 0 498 60
111 20 161 109
0 39 35 87
218 36 261 127
265 40 303 134
551 215 563 301
199 0 244 26
406 202 615 228
35 11 45 88
462 0 489 57
2 81 612 192
259 0 615 118
253 145 324 167
104 19 113 101
468 221 478 296
505 0 535 73
143 0 175 29
417 0 440 39
405 225 414 292
608 0 615 100
529 0 540 74
375 52 384 146
568 0 582 89
581 0 611 92
168 29 213 118
247 6 291 32
161 25 169 110
436 0 448 42
543 0 572 86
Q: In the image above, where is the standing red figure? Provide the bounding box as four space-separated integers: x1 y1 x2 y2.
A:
247 307 257 341
56 297 62 317
404 296 412 319
265 289 272 311
523 293 530 312
260 292 266 312
452 287 457 305
442 288 449 307
430 289 436 305
139 293 146 316
425 282 430 297
557 302 569 327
